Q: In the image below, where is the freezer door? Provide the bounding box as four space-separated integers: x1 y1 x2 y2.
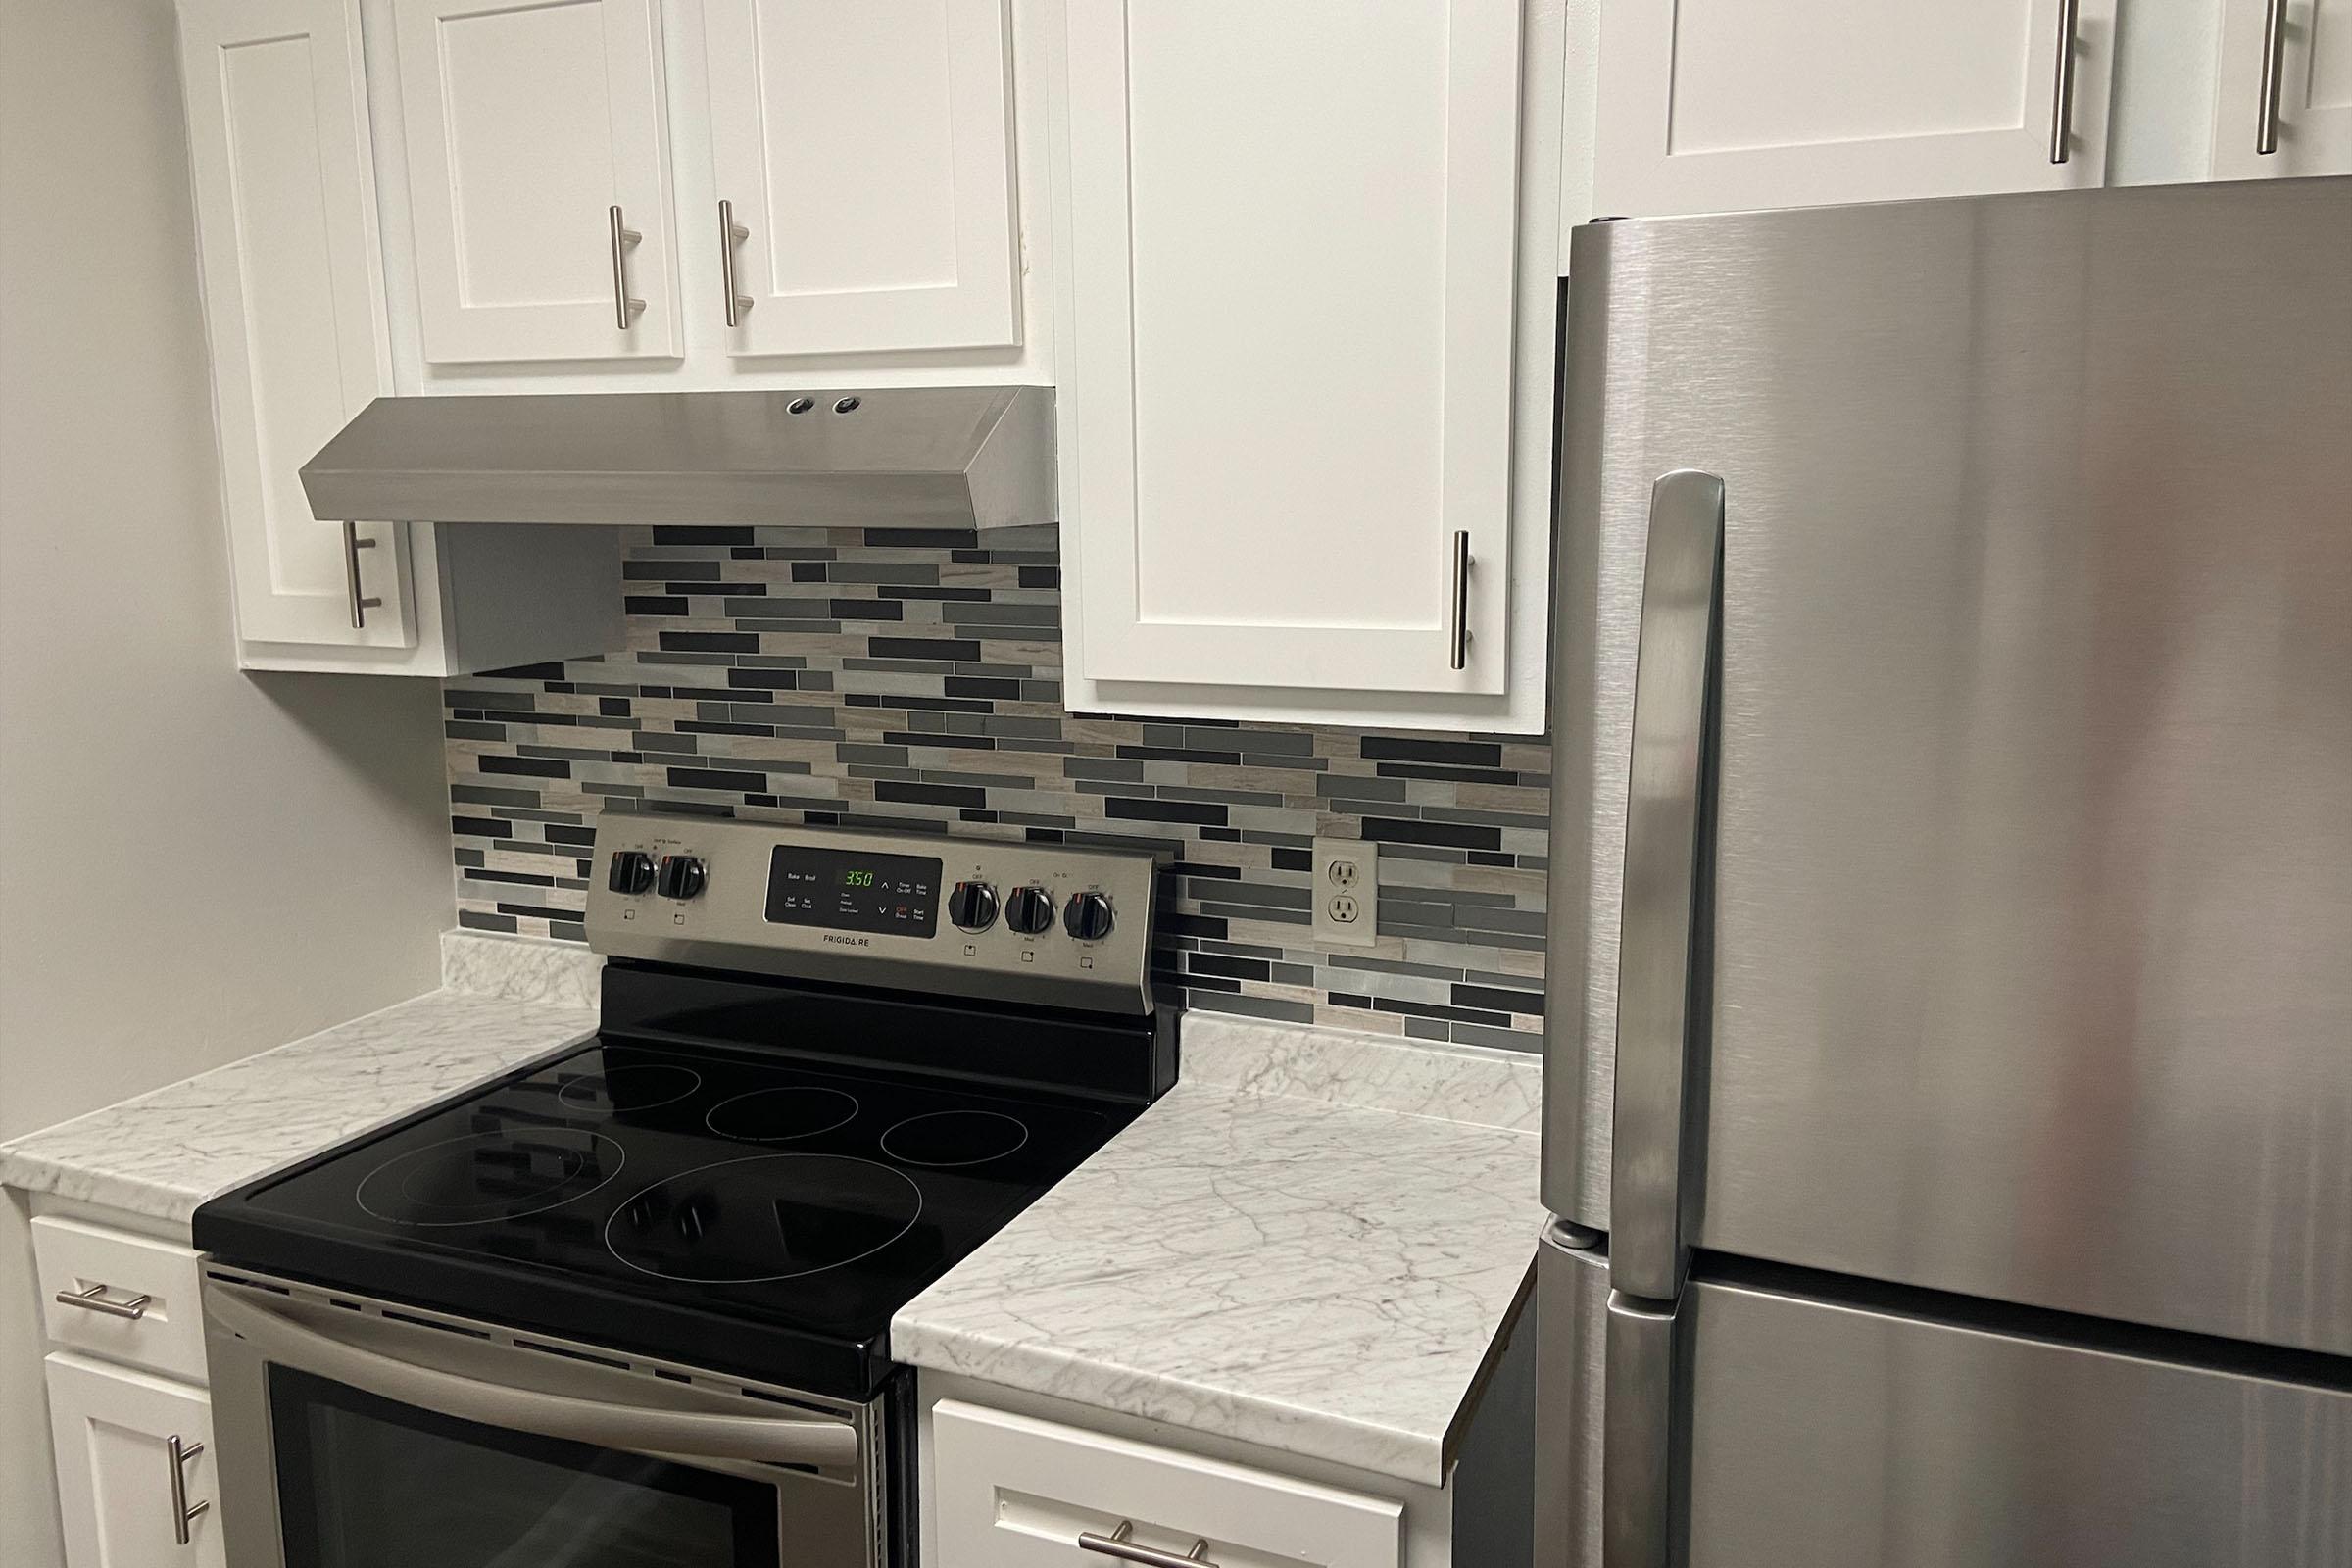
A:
1544 176 2352 1355
1678 1272 2352 1568
1537 1236 2352 1568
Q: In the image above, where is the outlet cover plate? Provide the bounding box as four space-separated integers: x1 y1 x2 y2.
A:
1311 837 1379 948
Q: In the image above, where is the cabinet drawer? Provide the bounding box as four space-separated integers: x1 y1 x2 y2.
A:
34 1217 209 1382
933 1399 1401 1567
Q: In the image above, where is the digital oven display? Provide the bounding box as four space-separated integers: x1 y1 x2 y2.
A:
764 846 941 937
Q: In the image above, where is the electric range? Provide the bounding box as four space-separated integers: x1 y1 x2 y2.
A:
192 814 1175 1568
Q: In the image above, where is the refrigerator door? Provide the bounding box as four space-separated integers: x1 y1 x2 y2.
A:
1539 1229 2352 1568
1544 177 2352 1355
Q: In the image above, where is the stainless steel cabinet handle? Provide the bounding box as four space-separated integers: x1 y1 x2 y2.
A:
1609 470 1724 1303
204 1283 859 1469
1448 529 1473 671
166 1435 208 1546
55 1282 151 1320
2257 0 2289 154
609 204 644 329
341 521 381 630
2048 0 2081 164
718 199 752 326
1078 1521 1218 1568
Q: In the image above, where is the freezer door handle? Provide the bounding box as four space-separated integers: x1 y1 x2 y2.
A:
1603 1291 1679 1568
1609 468 1725 1302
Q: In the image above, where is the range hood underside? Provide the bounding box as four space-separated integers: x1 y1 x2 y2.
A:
299 386 1054 533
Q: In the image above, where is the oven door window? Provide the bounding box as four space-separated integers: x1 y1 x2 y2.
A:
270 1367 780 1568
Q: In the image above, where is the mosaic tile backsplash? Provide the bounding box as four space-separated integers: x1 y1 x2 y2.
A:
444 526 1550 1052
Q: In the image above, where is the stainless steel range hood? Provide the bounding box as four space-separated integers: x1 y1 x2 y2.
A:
299 386 1054 531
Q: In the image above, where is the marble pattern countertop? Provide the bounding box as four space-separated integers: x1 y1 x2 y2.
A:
894 1032 1546 1487
0 988 597 1227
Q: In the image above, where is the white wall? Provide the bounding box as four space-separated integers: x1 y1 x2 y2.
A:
0 0 455 1556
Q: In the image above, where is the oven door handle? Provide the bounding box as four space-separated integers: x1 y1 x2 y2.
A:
206 1286 859 1469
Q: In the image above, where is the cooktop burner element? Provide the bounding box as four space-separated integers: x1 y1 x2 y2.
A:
606 1154 924 1283
706 1085 861 1143
881 1110 1031 1168
355 1128 625 1227
557 1062 703 1113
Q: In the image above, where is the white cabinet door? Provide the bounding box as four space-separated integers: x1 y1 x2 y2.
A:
1592 0 2117 217
703 0 1021 356
1061 0 1520 697
179 0 415 650
2213 0 2352 175
391 0 679 363
46 1354 224 1568
932 1399 1402 1567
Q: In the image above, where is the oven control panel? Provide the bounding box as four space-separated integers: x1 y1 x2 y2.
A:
585 814 1160 1015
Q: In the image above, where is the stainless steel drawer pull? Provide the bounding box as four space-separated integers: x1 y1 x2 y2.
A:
56 1282 151 1320
610 204 645 328
2048 0 2081 164
719 199 752 326
1448 529 1472 671
2257 0 2288 154
1077 1520 1217 1568
166 1434 208 1545
342 521 381 630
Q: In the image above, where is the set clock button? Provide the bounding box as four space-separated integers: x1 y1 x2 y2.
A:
1004 885 1054 936
948 880 999 933
607 851 656 895
1063 891 1114 943
656 855 707 901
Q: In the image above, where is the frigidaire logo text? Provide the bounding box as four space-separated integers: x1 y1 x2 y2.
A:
821 934 871 948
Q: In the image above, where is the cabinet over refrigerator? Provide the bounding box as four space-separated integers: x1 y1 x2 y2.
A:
1537 176 2352 1567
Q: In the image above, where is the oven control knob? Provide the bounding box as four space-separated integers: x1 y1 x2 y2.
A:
656 855 707 901
947 880 999 933
607 850 656 895
1004 885 1054 936
1063 891 1114 943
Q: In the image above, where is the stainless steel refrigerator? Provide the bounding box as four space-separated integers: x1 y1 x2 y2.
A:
1535 176 2351 1568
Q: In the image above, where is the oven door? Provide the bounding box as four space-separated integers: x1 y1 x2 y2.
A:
202 1270 886 1568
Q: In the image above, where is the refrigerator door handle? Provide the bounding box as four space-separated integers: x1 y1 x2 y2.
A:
1608 468 1726 1303
1603 1290 1679 1568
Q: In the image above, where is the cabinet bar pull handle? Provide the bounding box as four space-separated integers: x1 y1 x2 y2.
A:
55 1282 151 1320
1448 529 1472 671
2048 0 2081 163
610 204 644 329
2257 0 2289 153
1078 1521 1218 1568
166 1435 209 1545
342 521 381 630
718 200 752 326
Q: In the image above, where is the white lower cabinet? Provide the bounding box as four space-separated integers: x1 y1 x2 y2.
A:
933 1398 1405 1567
45 1353 224 1568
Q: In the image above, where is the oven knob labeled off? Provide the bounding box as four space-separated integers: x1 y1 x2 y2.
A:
1004 885 1054 936
947 880 1000 933
1063 891 1114 943
607 850 656 895
656 855 707 901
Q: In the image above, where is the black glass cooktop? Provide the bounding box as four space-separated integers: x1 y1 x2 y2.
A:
196 1036 1133 1397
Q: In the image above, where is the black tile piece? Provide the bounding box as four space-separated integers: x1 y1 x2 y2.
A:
472 662 568 681
1361 735 1504 767
1104 797 1228 826
543 824 597 847
1452 983 1545 1015
944 676 1022 700
664 767 771 793
651 526 756 545
1360 816 1501 852
1270 847 1312 872
450 815 512 839
659 631 760 653
479 756 571 779
624 596 690 615
874 780 989 809
1186 953 1271 982
868 636 982 662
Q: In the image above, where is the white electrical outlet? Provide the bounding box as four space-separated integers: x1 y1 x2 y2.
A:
1311 837 1379 947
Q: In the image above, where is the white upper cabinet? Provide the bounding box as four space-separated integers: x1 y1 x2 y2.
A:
2212 0 2352 175
1592 0 2118 217
1057 0 1540 714
703 0 1021 357
179 0 416 653
390 0 680 363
